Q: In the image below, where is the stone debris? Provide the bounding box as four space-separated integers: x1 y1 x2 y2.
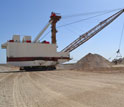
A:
75 53 112 70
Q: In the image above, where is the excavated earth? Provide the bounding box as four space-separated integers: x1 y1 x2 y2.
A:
75 53 112 70
0 65 124 107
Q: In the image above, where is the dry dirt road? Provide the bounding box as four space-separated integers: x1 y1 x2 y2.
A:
0 70 124 107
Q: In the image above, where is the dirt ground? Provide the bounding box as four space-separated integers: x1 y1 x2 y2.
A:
0 70 124 107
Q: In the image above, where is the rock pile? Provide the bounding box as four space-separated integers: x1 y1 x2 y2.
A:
75 53 112 70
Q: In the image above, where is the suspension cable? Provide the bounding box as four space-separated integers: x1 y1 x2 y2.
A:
39 31 51 41
62 8 122 19
118 20 124 50
58 9 122 28
40 8 122 41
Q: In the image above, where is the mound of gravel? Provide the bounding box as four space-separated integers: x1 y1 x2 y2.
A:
75 53 112 70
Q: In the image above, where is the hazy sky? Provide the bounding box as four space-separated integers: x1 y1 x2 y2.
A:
0 0 124 63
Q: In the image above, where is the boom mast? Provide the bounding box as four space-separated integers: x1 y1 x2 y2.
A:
61 9 124 52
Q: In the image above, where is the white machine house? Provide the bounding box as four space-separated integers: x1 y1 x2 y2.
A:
1 13 70 70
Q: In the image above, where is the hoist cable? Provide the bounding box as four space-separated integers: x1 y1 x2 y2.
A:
62 8 122 19
40 8 122 41
118 21 124 50
58 9 122 28
39 31 51 41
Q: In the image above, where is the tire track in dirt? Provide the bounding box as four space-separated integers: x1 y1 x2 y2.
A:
18 72 42 107
1 71 124 107
36 71 124 107
28 72 88 107
0 73 16 107
0 73 13 83
35 71 112 92
32 71 124 107
13 73 27 107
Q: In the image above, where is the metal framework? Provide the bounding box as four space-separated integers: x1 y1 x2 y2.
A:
33 20 52 43
33 12 61 43
50 14 61 44
61 9 124 52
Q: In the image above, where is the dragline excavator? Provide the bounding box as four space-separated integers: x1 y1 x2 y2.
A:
1 9 124 70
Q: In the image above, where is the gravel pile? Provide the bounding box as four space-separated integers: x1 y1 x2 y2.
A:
75 53 112 70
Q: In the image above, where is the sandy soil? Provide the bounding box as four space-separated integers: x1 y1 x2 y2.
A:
0 64 19 72
0 70 124 107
